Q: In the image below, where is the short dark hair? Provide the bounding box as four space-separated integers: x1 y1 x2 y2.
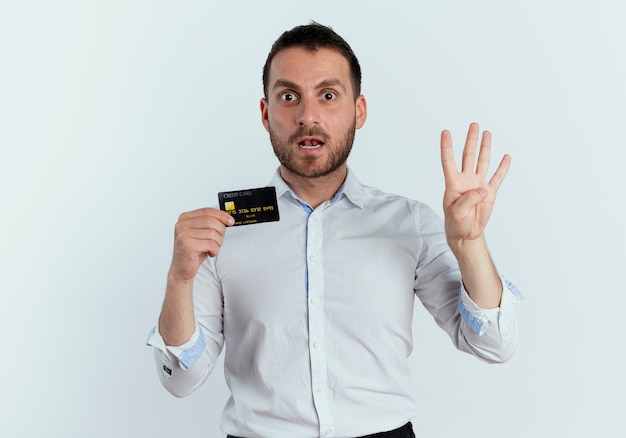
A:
262 22 362 100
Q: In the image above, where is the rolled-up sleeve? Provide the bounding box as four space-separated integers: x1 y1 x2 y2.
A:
414 203 523 364
457 276 524 363
145 324 214 397
146 257 225 397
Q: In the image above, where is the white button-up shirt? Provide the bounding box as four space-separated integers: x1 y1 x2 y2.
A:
148 169 522 437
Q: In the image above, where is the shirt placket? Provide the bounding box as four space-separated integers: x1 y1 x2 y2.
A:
306 207 334 437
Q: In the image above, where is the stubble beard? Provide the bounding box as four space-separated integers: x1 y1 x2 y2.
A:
269 122 356 179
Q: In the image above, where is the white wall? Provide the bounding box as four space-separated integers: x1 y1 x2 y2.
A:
1 1 625 436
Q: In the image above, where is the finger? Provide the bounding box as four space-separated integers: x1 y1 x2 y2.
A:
190 235 224 256
175 212 231 241
179 207 216 219
180 208 235 227
175 229 225 258
207 209 236 226
177 234 223 253
440 129 458 182
178 222 229 249
184 228 226 246
488 154 511 191
448 188 488 220
475 130 492 178
461 122 480 173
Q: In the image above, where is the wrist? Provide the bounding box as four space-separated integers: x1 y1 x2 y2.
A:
447 235 487 259
166 272 195 296
167 261 198 285
448 236 502 308
165 268 196 304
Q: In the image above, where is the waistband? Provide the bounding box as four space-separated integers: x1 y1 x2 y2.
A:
226 421 414 438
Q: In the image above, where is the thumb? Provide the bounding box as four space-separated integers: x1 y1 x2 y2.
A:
449 188 488 218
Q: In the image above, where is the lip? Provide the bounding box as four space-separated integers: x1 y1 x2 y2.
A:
297 136 325 151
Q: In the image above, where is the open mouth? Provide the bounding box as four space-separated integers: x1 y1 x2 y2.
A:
298 137 325 149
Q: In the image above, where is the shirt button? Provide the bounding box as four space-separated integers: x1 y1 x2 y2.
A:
310 297 318 305
309 254 317 262
312 341 319 349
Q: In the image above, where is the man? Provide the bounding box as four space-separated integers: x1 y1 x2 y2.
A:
147 23 522 438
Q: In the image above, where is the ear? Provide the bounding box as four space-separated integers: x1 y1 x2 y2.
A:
355 94 367 129
260 98 270 132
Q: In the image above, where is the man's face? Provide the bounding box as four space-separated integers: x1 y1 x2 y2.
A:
261 47 367 179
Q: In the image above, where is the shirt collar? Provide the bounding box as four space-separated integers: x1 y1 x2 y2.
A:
269 167 365 209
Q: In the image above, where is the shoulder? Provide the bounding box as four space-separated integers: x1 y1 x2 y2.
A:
359 182 436 217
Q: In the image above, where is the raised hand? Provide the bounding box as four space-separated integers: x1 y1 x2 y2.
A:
440 123 510 249
159 207 234 346
169 208 235 282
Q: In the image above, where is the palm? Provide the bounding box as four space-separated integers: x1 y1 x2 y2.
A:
441 123 510 242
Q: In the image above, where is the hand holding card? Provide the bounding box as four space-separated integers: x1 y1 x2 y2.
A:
169 207 234 283
218 187 280 226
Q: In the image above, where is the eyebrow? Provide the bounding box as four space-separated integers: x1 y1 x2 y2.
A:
272 78 347 93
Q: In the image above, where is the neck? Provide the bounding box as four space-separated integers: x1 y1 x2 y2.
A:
279 165 347 209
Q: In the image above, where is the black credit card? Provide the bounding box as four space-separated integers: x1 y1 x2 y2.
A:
218 186 280 226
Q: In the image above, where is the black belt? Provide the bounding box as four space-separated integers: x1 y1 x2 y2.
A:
356 421 414 438
227 421 414 438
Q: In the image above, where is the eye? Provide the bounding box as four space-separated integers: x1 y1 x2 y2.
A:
322 91 337 101
280 92 298 102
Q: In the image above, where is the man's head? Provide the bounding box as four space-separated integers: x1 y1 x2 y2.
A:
260 24 367 182
262 23 362 101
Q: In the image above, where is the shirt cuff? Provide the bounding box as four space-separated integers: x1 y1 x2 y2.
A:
458 275 524 338
145 325 206 370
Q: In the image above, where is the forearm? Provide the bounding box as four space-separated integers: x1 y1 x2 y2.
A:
158 274 197 346
449 236 502 309
149 262 225 396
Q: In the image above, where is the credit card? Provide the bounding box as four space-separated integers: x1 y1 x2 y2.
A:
218 186 280 226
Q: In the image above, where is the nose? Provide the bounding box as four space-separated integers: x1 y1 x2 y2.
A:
296 98 320 126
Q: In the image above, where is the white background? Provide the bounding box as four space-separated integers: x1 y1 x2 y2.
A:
1 1 625 437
